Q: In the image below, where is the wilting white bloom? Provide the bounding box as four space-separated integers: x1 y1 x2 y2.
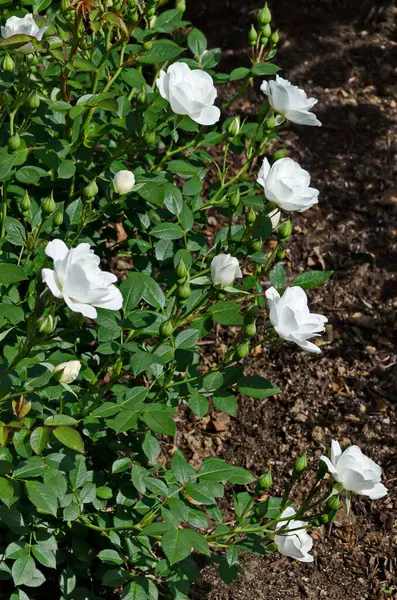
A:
275 507 314 563
42 239 123 319
265 286 327 354
257 158 319 213
113 170 135 195
211 254 242 288
261 75 321 127
1 14 48 53
53 360 81 384
320 440 388 500
156 62 220 126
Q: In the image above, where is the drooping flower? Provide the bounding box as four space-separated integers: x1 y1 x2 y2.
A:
275 507 314 563
265 286 327 354
53 360 81 384
211 254 242 288
260 75 321 127
1 14 48 53
320 440 388 500
42 239 123 319
257 158 319 213
156 62 220 126
113 170 135 195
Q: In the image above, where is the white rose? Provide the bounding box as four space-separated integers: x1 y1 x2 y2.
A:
53 360 81 384
260 75 321 127
156 62 220 126
267 206 281 230
265 286 327 354
275 507 314 563
42 239 123 319
257 158 319 213
211 254 242 288
113 170 135 195
320 440 388 500
1 14 48 53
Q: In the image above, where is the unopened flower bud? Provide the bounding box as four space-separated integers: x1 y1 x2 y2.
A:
160 319 174 337
319 513 332 524
293 454 307 478
246 207 256 224
60 0 71 12
260 23 272 38
144 130 156 144
7 133 20 151
257 470 272 491
227 116 240 138
3 54 14 72
260 36 268 46
113 170 135 195
271 29 280 46
258 4 271 24
248 25 258 46
246 304 259 320
277 248 286 260
178 281 191 299
38 314 55 335
325 495 340 513
244 322 256 338
41 192 56 215
235 341 250 359
176 258 187 279
265 114 276 129
143 40 153 51
27 91 40 110
273 148 287 161
176 0 186 11
82 180 99 199
137 90 146 104
53 210 64 227
229 188 240 208
21 191 31 212
250 239 262 252
53 360 81 384
278 220 292 243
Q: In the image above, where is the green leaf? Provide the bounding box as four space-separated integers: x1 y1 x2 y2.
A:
251 62 280 76
185 482 216 505
213 390 237 417
57 159 76 180
292 270 334 289
150 223 185 240
237 375 280 399
0 152 15 180
0 34 34 51
25 481 58 516
139 40 183 64
16 166 48 186
198 458 255 484
163 183 183 216
0 263 27 285
112 457 132 474
0 476 14 499
32 544 56 569
230 67 251 81
141 410 176 437
121 272 165 311
131 465 148 494
12 555 36 586
4 217 26 246
44 415 78 427
171 450 196 484
53 427 85 453
187 28 207 55
174 328 200 350
161 529 192 565
207 301 244 326
98 549 124 565
269 263 286 289
14 457 46 479
71 55 97 71
43 468 67 498
121 68 146 91
30 427 50 455
142 432 161 464
154 9 185 33
187 393 209 419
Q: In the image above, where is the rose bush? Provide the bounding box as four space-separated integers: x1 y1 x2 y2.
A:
0 1 387 599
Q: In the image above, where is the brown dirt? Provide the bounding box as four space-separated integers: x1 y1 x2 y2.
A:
182 1 397 599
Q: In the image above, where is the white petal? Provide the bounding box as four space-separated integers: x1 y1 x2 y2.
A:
320 455 338 476
191 105 221 126
42 268 63 298
331 440 342 464
362 483 388 500
45 239 69 261
63 294 97 319
93 285 123 312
